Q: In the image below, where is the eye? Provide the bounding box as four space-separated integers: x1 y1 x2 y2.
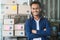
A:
36 8 39 9
32 8 35 10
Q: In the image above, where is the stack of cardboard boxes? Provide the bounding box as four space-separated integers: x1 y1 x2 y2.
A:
1 0 30 40
3 19 14 37
15 23 25 36
1 0 30 39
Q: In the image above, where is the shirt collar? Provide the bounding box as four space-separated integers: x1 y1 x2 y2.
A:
31 16 43 21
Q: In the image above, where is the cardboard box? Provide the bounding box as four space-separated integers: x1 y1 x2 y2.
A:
15 24 24 30
15 30 25 36
1 4 17 15
18 5 31 15
17 0 29 5
2 31 13 37
3 25 14 30
4 19 14 24
1 0 17 4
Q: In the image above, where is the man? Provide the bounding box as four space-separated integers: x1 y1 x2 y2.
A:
25 1 51 40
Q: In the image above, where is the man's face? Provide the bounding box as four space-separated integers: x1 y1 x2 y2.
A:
31 4 41 16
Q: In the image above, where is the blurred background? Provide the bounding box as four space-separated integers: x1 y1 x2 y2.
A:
0 0 60 40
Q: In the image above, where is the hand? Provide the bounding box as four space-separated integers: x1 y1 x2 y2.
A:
32 30 37 34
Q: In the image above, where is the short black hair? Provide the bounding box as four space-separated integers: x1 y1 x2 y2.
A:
30 1 41 8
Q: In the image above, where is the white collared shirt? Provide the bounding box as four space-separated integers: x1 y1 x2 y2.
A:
33 19 41 40
35 19 40 30
33 37 41 40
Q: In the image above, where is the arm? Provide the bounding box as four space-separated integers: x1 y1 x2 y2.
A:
37 19 51 37
25 19 39 39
